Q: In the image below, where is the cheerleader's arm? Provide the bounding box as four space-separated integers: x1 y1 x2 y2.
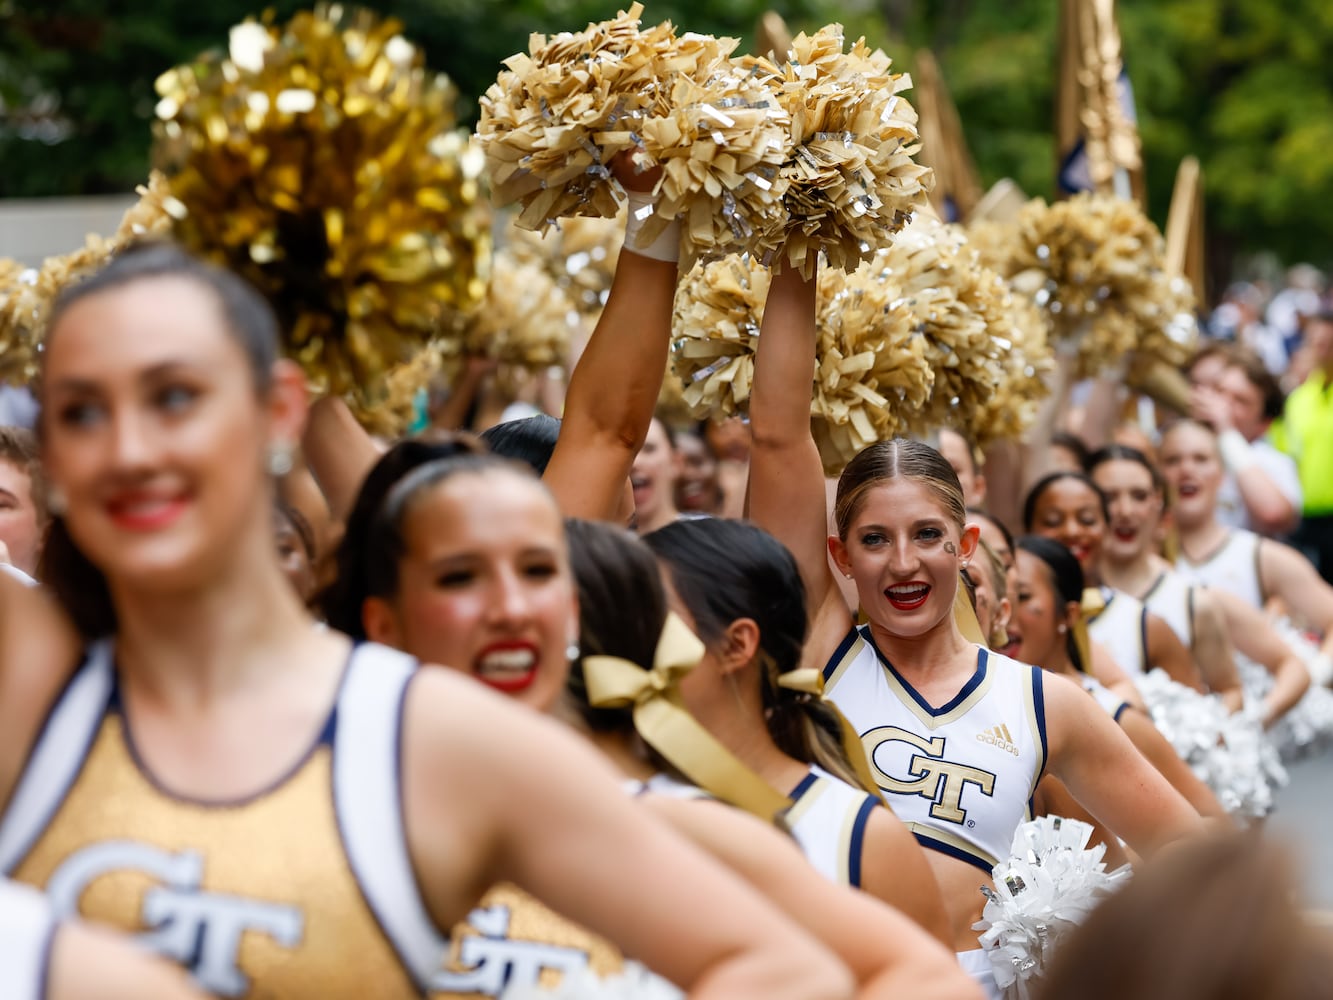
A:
1259 538 1333 662
640 794 981 1000
1044 671 1209 857
403 667 854 1000
543 158 677 523
1145 612 1207 693
1214 589 1311 726
1188 589 1246 712
746 261 855 661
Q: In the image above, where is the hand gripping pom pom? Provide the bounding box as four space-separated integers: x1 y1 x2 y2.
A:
973 816 1132 998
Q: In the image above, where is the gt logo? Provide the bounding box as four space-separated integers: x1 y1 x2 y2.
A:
861 726 997 825
45 841 303 997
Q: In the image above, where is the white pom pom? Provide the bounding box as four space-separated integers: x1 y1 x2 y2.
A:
1137 668 1287 820
973 816 1131 997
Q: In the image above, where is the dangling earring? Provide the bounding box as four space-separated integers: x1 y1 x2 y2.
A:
266 442 295 478
46 485 67 518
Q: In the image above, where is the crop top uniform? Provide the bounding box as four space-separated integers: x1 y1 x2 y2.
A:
1086 587 1149 676
785 766 882 888
822 625 1047 875
0 639 623 999
1176 529 1266 609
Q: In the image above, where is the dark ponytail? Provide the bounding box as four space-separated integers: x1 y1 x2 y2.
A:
1016 535 1087 671
644 518 873 793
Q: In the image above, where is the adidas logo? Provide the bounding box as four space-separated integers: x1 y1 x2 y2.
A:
976 724 1020 757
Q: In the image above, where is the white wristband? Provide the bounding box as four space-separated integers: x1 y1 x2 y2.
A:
623 191 680 263
1217 429 1256 473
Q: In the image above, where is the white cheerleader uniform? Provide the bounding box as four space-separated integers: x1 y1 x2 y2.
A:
822 626 1047 875
1081 675 1131 723
1141 570 1196 648
786 766 881 888
1086 587 1149 676
1176 529 1266 607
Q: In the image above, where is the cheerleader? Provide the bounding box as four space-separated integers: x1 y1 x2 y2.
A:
333 448 971 996
642 517 953 943
1161 418 1333 674
1088 445 1308 725
743 263 1204 996
0 244 853 1000
1022 471 1208 693
565 519 981 1000
1010 536 1226 820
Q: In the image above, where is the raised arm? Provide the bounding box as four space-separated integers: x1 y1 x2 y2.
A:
302 395 384 524
543 165 678 521
405 668 853 1000
641 795 980 1000
1045 672 1208 857
746 263 853 654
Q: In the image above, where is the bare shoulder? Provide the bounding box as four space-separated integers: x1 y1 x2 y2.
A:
0 581 84 809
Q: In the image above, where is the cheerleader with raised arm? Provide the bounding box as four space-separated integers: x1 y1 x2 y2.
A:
329 445 974 998
743 262 1205 997
0 245 852 1000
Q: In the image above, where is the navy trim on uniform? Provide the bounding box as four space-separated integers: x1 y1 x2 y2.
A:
868 634 989 717
846 796 877 889
1138 608 1150 671
913 832 993 875
789 771 819 800
112 643 356 809
1113 703 1129 724
823 626 862 683
0 649 105 877
1032 666 1049 779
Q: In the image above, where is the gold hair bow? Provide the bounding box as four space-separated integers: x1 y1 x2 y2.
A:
583 612 791 822
777 667 886 804
1074 587 1107 673
953 572 987 645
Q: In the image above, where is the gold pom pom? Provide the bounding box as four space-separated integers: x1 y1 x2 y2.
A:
743 25 933 278
478 3 666 230
153 6 490 412
465 248 578 374
813 258 933 473
671 255 770 419
1001 194 1190 380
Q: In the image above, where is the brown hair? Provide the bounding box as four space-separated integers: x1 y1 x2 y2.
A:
1223 345 1286 421
1037 832 1333 1000
0 426 46 524
834 439 967 540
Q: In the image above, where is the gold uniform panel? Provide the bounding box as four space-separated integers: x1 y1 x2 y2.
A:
12 715 419 1000
436 882 625 997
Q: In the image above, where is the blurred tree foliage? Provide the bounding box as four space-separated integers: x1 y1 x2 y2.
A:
3 0 1332 266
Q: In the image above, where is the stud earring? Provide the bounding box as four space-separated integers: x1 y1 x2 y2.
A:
566 640 581 662
1058 624 1068 634
266 442 295 478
